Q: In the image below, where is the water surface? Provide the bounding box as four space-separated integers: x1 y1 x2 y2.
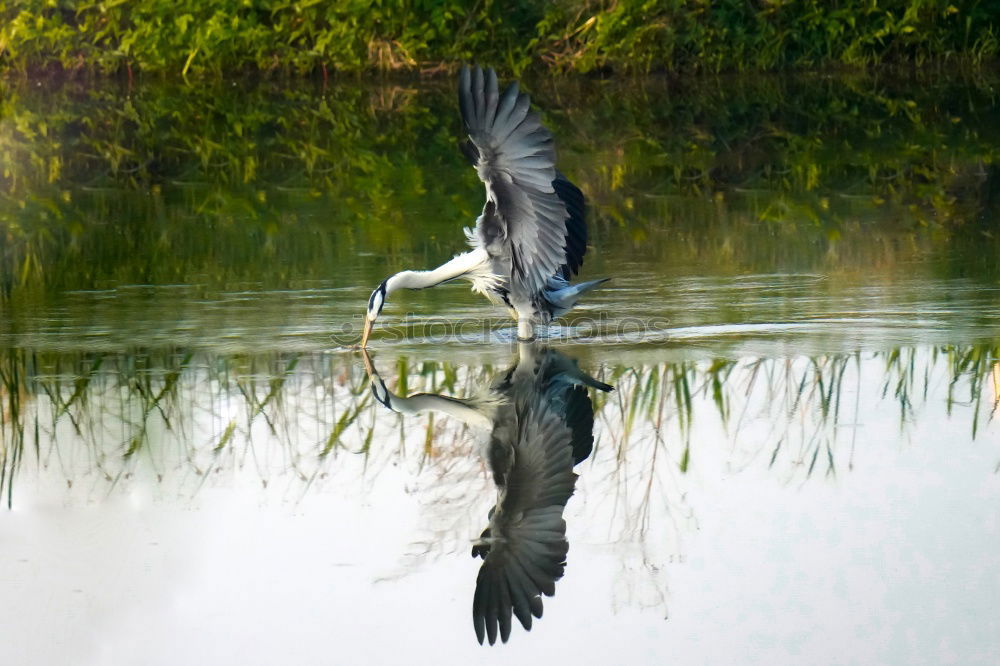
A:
1 73 998 665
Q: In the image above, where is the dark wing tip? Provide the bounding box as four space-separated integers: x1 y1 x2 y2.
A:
564 384 596 465
458 64 475 132
474 613 486 644
460 139 481 166
459 64 500 135
553 175 588 278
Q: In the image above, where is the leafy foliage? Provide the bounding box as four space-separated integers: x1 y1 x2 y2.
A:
0 0 997 75
539 0 1000 73
2 74 999 302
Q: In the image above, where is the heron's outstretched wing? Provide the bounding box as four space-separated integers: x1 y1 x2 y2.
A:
472 394 577 645
458 65 587 295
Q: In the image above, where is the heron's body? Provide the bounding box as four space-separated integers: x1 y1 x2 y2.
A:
362 344 612 644
362 66 607 346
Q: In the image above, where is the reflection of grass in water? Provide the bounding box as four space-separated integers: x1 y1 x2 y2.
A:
595 345 998 486
0 349 25 507
0 344 997 507
941 344 1000 439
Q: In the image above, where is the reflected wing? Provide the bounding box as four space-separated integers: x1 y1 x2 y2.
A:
561 384 597 465
537 348 613 464
472 394 577 645
458 65 587 295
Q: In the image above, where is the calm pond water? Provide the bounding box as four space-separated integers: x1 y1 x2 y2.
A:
2 73 999 665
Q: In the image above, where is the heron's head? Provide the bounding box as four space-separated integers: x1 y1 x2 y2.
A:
361 279 389 348
360 349 392 408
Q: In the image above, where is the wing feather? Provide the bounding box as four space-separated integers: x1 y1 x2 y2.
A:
459 65 588 297
472 66 486 128
492 84 522 139
471 388 577 644
470 346 611 645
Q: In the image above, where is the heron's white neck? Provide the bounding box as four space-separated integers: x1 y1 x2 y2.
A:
386 249 489 293
391 393 492 428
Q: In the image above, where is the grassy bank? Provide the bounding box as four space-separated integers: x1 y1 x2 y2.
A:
1 1 998 76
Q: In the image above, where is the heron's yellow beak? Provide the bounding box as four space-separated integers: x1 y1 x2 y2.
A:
360 348 375 376
360 316 375 349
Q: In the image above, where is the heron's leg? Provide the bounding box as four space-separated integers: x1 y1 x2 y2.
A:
516 317 536 342
516 340 542 371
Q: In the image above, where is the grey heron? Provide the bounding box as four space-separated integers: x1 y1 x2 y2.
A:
361 344 612 644
360 65 608 348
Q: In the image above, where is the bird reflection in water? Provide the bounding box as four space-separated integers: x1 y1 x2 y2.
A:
361 344 613 644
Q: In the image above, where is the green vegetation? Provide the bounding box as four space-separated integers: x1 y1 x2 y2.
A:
2 344 997 507
2 72 998 508
1 1 998 76
3 74 999 304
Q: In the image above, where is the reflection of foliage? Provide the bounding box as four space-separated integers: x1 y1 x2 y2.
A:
2 344 996 507
0 1 996 75
557 74 1000 233
0 77 481 299
2 75 999 303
